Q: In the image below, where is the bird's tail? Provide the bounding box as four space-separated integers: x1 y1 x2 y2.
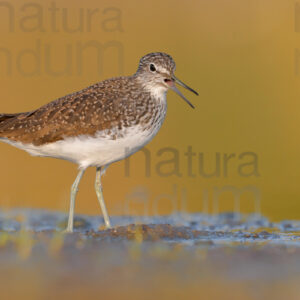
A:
0 113 20 126
0 113 24 136
0 113 17 123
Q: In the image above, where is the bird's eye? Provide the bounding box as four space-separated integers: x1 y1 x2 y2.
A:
150 64 156 72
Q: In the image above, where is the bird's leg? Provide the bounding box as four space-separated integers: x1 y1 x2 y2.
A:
95 166 111 229
65 168 86 233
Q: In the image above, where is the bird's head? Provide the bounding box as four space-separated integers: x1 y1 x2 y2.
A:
135 52 198 108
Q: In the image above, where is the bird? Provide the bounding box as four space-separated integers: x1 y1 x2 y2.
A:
0 52 198 233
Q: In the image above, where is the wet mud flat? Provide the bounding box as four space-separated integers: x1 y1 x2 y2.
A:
1 210 300 300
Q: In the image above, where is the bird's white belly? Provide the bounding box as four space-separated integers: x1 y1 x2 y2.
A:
0 125 161 169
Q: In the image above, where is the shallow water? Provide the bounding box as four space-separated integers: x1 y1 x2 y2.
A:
1 210 300 300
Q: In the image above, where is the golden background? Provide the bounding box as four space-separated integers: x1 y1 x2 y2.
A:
0 0 298 221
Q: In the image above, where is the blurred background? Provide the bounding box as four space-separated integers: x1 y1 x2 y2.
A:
0 0 298 221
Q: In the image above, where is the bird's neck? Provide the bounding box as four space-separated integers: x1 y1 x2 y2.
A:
133 75 168 103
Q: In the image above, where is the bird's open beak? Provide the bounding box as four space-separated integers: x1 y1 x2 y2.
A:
166 75 198 109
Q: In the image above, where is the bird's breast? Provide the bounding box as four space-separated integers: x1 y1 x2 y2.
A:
135 93 167 133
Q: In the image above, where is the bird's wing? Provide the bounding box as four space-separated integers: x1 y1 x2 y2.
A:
0 80 130 146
